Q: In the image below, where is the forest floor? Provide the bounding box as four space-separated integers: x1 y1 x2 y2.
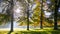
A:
0 28 60 34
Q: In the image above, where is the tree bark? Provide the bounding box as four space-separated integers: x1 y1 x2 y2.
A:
54 0 59 30
10 0 14 32
26 0 29 30
40 0 43 29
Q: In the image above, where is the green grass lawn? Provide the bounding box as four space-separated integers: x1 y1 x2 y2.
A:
0 28 60 34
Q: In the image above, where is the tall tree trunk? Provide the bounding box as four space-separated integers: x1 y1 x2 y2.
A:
8 0 14 34
40 0 43 29
27 1 29 30
27 8 29 30
10 0 14 32
54 0 59 30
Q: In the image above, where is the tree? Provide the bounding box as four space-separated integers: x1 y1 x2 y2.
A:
54 0 60 30
40 0 43 29
0 0 11 25
25 0 30 30
9 0 14 32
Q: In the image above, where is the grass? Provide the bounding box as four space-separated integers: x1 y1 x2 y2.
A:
0 28 60 34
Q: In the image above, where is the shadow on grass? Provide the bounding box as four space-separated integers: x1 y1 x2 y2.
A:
0 29 60 34
17 29 60 34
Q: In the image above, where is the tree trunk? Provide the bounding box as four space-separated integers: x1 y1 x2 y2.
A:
54 0 59 30
40 0 43 29
10 0 14 32
26 0 29 30
8 0 14 34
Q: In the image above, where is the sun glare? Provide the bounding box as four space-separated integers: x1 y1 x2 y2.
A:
15 9 20 13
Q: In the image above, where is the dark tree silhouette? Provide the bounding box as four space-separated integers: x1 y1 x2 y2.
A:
26 0 30 30
7 0 14 32
54 0 60 30
10 0 14 32
40 0 43 29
